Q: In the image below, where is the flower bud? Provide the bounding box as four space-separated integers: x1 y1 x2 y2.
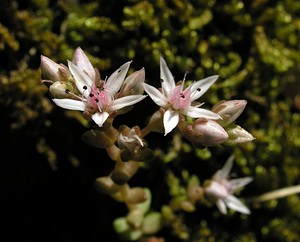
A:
212 100 247 127
40 55 69 83
180 118 229 147
119 68 145 97
225 125 255 145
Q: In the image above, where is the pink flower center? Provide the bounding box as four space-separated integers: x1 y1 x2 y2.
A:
169 85 191 110
87 84 112 112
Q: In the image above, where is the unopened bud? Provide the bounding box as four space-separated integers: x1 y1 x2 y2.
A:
180 118 229 147
146 110 164 134
212 100 247 127
225 125 255 145
119 68 145 96
40 55 69 82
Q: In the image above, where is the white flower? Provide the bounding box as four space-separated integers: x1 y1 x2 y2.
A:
204 155 253 215
143 56 221 135
50 49 146 127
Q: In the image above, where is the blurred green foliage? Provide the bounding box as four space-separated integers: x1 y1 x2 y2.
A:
1 0 300 241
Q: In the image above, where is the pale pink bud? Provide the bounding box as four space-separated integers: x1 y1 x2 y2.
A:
212 100 247 127
180 118 229 147
40 55 69 82
119 68 145 97
225 125 255 145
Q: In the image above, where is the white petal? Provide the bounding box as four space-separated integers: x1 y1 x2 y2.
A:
213 155 234 180
106 61 131 96
68 61 92 96
91 112 109 127
160 56 175 96
216 199 227 214
184 106 221 119
143 83 168 107
225 195 251 214
110 95 147 111
72 47 96 81
190 75 219 101
230 177 253 191
163 109 179 136
52 98 85 111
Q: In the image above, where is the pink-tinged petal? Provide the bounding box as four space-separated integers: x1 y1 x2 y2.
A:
160 56 175 96
72 47 96 81
229 177 253 191
190 75 219 101
184 106 221 119
216 199 227 215
143 83 168 107
213 155 234 181
109 95 147 111
68 61 92 96
91 112 109 127
52 98 85 111
225 195 251 214
106 61 131 96
163 109 179 135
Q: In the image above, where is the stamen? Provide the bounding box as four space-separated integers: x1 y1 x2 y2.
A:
95 98 99 103
83 85 87 90
160 78 164 83
183 71 189 82
89 93 94 97
65 89 83 101
180 93 185 98
197 88 201 92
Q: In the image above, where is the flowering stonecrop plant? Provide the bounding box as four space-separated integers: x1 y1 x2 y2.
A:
40 47 255 241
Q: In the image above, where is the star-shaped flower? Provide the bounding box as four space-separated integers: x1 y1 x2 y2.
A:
203 155 253 215
42 48 146 127
143 57 221 135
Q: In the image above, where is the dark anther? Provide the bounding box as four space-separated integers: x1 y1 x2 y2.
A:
65 89 70 94
197 88 201 92
118 69 121 73
83 86 87 90
160 78 164 82
95 98 99 103
180 93 185 98
89 94 94 97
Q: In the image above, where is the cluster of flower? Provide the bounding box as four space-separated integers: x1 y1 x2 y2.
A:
41 47 255 239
